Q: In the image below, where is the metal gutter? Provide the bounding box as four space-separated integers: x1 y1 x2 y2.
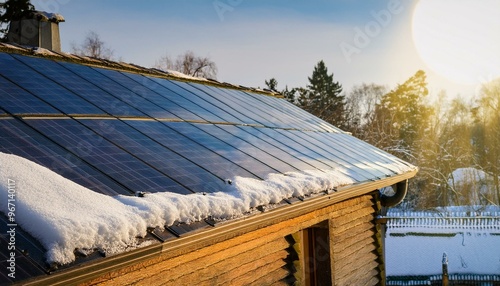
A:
381 179 409 207
20 169 417 286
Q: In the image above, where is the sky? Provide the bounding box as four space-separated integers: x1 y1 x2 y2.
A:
30 0 500 100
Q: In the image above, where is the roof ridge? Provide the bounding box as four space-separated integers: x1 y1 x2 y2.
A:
0 43 281 97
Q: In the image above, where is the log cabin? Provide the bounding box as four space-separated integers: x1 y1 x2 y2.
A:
0 14 417 286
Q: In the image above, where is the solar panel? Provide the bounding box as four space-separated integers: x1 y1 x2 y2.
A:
0 118 131 195
272 129 381 180
189 84 277 127
195 124 298 174
24 118 191 194
11 54 143 117
90 67 182 119
153 79 247 124
79 119 225 193
243 90 342 133
235 126 337 172
309 132 399 176
0 74 60 115
180 82 262 125
120 73 208 122
0 53 103 115
58 62 175 119
0 217 47 277
166 122 281 179
255 127 368 181
126 120 259 182
218 124 318 172
215 87 324 131
290 130 390 179
333 133 413 172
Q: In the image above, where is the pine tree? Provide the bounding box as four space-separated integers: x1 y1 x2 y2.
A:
302 60 345 127
0 0 34 41
372 70 432 159
264 78 278 92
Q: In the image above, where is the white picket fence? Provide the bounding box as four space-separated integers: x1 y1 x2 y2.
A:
385 210 500 229
387 274 500 285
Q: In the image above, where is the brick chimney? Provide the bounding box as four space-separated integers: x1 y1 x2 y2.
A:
7 10 65 52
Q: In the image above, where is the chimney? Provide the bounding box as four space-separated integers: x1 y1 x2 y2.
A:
7 10 65 52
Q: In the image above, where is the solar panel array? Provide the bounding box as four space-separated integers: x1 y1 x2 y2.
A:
0 52 413 197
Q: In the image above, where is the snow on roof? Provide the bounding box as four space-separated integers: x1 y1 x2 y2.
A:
0 151 356 265
448 167 491 186
30 10 65 22
153 68 209 82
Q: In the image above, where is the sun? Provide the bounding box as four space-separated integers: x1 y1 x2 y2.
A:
412 0 500 85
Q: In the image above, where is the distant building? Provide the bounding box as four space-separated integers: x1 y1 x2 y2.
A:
0 15 417 285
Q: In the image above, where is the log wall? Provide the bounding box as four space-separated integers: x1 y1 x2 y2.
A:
85 194 382 286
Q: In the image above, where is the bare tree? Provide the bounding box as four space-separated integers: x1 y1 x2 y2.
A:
71 31 115 60
155 51 217 79
344 83 386 138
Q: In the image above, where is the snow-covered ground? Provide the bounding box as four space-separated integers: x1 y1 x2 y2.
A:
447 167 500 205
385 208 500 276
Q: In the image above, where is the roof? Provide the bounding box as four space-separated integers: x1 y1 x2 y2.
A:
0 43 417 285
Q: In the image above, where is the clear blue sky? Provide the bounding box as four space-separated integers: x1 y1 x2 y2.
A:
30 0 500 99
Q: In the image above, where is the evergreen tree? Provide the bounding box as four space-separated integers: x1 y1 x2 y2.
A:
0 0 34 41
264 78 278 92
371 70 432 160
301 60 345 127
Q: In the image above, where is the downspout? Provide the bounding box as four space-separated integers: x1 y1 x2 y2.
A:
378 179 409 286
380 179 408 207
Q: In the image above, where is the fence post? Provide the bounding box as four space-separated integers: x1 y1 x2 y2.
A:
442 253 449 286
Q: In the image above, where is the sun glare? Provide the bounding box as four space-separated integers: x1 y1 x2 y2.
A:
412 0 500 85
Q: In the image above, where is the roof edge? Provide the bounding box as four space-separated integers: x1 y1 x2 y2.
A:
20 170 417 286
0 43 282 98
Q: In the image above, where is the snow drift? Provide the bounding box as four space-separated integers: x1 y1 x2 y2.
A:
0 152 360 264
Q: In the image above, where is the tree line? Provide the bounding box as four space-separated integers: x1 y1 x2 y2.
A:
268 63 500 209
